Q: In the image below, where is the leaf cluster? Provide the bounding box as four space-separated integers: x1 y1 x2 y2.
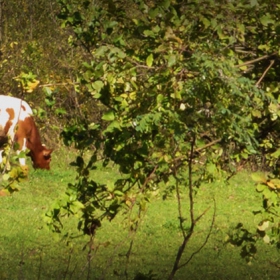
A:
0 144 28 196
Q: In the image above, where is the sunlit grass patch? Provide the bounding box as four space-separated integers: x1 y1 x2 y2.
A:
0 148 279 279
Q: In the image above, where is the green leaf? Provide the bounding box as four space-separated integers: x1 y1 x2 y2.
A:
43 86 53 96
167 54 176 67
143 30 155 38
153 25 160 33
207 163 217 175
258 44 270 51
250 0 258 7
102 110 115 121
95 46 108 56
160 0 170 9
156 94 164 104
256 184 266 192
148 8 160 19
260 14 275 26
251 173 267 184
55 108 67 116
271 148 280 158
211 18 217 28
262 188 272 199
2 173 10 181
146 53 154 67
113 190 124 197
132 19 139 25
70 200 85 215
104 120 122 133
251 110 262 118
116 49 126 59
200 16 210 29
92 80 104 91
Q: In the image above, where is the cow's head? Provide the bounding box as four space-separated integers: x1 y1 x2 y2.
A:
31 146 53 169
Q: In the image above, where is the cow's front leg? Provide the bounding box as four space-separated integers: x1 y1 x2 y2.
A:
16 137 27 166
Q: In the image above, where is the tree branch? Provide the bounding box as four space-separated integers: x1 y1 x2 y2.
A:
255 60 275 87
235 52 277 68
168 133 196 280
178 198 216 269
195 138 222 153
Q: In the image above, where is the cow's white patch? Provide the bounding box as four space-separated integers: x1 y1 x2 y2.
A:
0 108 11 137
0 96 33 140
18 157 26 166
0 96 33 167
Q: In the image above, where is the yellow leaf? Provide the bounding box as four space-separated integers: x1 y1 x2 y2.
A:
267 181 276 189
179 103 186 111
263 235 270 244
26 80 40 93
258 220 269 231
268 179 280 189
129 91 136 100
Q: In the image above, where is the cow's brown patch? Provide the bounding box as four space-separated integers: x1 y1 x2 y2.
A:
4 108 15 134
17 116 53 169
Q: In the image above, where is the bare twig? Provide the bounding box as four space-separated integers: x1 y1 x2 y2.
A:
141 165 158 191
188 134 196 229
194 205 211 224
168 133 196 280
63 248 74 280
255 60 275 87
126 56 156 69
269 260 280 269
38 82 78 87
123 167 155 279
178 198 216 269
100 237 131 280
168 133 218 279
165 137 220 173
235 52 277 68
176 177 185 238
194 138 222 153
78 235 95 280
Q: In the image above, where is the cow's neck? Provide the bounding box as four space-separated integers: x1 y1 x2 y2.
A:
18 116 44 165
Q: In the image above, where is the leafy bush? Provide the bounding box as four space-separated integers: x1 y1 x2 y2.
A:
44 0 280 278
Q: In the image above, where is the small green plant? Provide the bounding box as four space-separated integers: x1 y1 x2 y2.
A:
227 172 280 263
0 143 28 196
14 71 40 93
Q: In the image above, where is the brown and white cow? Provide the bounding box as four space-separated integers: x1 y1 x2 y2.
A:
0 95 52 169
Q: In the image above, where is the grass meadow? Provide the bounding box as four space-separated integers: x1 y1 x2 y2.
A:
0 147 280 280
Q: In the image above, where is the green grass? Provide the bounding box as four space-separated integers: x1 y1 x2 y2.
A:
0 148 279 279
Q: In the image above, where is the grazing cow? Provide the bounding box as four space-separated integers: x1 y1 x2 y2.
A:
0 95 52 169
